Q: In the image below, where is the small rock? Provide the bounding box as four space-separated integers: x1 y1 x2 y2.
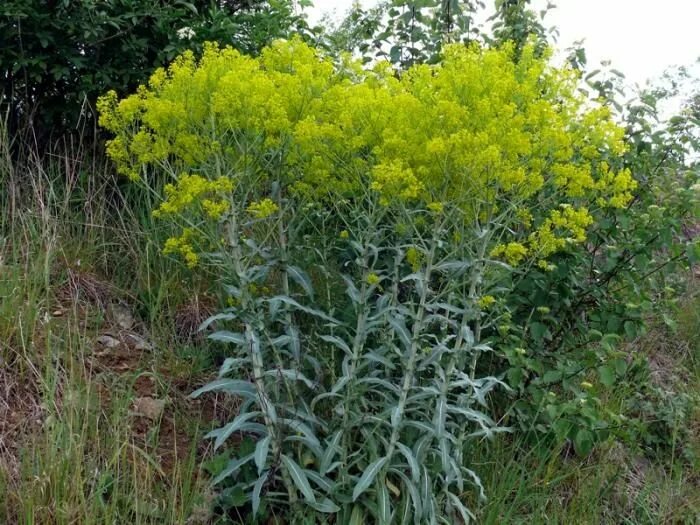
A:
132 397 165 421
110 302 135 330
96 334 121 348
123 332 153 351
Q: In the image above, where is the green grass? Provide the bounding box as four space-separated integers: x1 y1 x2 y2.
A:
0 140 220 524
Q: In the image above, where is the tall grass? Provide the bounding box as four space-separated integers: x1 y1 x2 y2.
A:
0 123 215 524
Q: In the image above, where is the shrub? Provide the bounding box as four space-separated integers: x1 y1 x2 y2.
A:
0 0 305 142
99 38 686 521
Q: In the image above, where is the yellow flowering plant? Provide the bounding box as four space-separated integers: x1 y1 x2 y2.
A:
98 37 672 521
98 37 634 273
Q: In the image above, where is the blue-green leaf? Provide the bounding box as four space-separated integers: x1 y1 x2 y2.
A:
209 330 246 345
206 412 261 449
353 457 388 501
252 470 269 516
254 436 270 474
309 497 341 513
287 265 315 298
190 378 256 399
212 453 255 485
281 454 316 503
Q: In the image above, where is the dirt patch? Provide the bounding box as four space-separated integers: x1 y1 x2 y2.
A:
57 267 121 311
174 295 216 343
86 313 238 479
0 365 44 488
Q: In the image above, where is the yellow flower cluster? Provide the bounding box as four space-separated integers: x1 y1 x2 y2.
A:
492 205 594 265
528 205 594 258
595 164 637 208
366 273 381 286
246 198 279 219
370 161 424 205
163 228 199 268
478 295 496 309
490 242 529 266
427 202 444 214
151 174 231 267
98 38 636 267
406 247 423 271
153 174 233 218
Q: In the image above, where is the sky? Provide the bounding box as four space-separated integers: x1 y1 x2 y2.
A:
307 0 700 89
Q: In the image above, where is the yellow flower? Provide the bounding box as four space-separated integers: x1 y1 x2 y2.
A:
406 247 423 271
162 228 200 268
153 174 233 218
427 202 444 214
246 198 279 219
580 381 594 389
366 273 381 286
202 199 230 219
339 229 349 239
490 242 529 266
478 295 496 309
98 38 635 277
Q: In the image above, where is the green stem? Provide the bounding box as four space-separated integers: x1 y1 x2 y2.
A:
226 207 298 506
386 237 437 458
340 250 371 484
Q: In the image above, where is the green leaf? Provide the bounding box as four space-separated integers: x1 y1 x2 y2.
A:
447 492 475 523
392 469 423 519
212 453 255 485
281 454 316 503
320 431 343 475
507 367 524 387
573 428 594 456
267 296 340 324
588 329 603 342
309 497 341 513
388 316 411 349
601 333 621 351
542 370 562 384
396 443 420 483
353 457 389 501
376 476 391 524
262 369 316 389
190 378 256 399
208 330 246 345
349 505 365 525
254 436 270 474
613 358 628 375
223 484 248 507
623 321 637 339
320 334 351 354
252 470 269 516
598 365 615 387
287 264 315 298
206 412 262 450
530 322 548 341
304 469 334 493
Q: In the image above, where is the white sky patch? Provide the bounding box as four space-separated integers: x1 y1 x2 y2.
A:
307 0 700 87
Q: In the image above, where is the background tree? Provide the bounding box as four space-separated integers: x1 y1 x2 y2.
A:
0 0 308 144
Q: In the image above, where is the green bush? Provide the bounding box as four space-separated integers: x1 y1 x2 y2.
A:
0 0 306 142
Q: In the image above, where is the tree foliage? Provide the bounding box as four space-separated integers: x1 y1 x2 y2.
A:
0 0 306 141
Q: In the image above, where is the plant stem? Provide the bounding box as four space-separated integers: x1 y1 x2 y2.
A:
386 236 437 458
